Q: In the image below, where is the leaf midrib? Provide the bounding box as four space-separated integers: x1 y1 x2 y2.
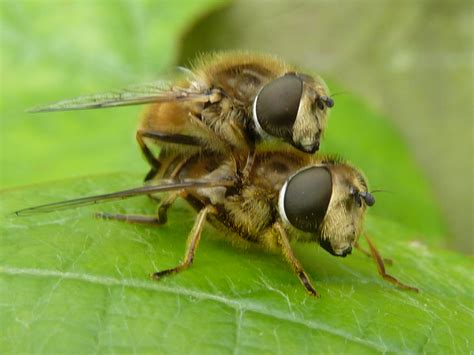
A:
1 265 391 352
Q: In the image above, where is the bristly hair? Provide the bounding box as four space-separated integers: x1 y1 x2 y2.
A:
318 154 346 165
356 171 369 191
190 51 291 76
317 154 369 190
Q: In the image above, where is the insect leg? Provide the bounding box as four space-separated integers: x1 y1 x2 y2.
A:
138 130 202 146
275 222 320 297
151 205 213 280
136 131 161 182
136 130 161 170
137 130 203 182
354 239 393 266
155 192 178 224
95 191 180 226
364 234 419 292
147 157 191 205
241 146 256 183
95 212 163 225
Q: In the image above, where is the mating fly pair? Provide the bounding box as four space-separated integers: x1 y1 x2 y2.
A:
18 52 417 297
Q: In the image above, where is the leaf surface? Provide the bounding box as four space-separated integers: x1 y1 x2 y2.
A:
0 175 472 354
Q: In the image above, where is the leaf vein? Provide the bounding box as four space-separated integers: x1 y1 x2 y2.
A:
1 266 392 352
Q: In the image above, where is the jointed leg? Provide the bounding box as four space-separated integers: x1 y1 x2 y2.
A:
241 147 256 183
146 157 191 202
95 212 163 225
138 129 200 182
365 234 419 292
152 205 213 280
144 168 159 182
136 130 161 171
354 239 393 266
275 222 320 297
156 192 178 224
95 192 180 226
147 158 188 210
137 131 161 182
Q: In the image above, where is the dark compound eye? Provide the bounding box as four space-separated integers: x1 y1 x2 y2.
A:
254 74 303 141
282 166 332 232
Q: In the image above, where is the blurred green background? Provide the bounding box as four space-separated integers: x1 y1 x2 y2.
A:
0 0 472 253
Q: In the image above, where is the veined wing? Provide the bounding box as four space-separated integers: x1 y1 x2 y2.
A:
15 178 233 216
27 80 220 113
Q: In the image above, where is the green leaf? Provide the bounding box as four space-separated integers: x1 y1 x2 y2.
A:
1 175 472 354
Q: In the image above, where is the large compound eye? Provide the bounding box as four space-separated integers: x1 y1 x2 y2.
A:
253 74 303 140
280 166 332 232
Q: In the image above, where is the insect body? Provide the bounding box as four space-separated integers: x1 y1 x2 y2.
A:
29 52 334 180
142 52 333 152
16 150 417 297
22 51 418 297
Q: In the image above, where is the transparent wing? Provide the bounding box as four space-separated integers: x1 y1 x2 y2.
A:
15 178 233 216
28 80 219 113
